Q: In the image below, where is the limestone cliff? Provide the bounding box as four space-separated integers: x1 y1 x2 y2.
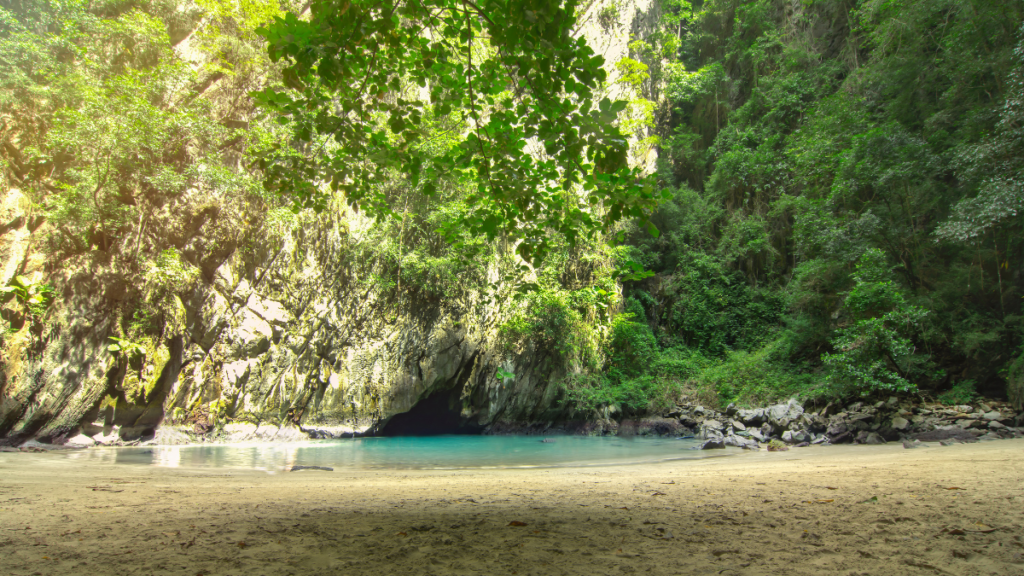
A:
0 0 659 445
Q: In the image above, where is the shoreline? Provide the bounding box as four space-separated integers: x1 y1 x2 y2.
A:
13 395 1019 451
2 439 1023 575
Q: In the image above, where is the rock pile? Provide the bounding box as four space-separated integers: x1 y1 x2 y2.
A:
665 398 1024 450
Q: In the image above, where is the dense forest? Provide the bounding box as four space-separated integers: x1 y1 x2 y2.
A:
1 0 1022 430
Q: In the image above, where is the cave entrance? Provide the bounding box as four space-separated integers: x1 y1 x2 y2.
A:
378 386 482 436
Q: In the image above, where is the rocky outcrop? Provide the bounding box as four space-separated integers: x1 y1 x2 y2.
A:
0 203 591 445
0 0 667 446
674 398 1024 450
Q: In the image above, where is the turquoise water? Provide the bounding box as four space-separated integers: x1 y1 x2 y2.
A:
65 435 713 471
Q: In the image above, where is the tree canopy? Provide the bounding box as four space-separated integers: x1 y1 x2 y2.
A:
255 0 662 265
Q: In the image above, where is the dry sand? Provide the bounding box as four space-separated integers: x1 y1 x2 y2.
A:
1 440 1023 576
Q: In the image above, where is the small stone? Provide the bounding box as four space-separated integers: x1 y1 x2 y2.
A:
864 432 886 445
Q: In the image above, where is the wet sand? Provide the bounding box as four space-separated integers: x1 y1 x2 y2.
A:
1 440 1023 576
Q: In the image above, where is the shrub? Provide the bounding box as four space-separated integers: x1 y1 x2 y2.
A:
823 249 927 395
937 380 978 406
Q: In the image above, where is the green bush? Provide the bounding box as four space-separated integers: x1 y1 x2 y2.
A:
695 341 820 407
499 288 601 369
823 250 927 395
937 380 978 406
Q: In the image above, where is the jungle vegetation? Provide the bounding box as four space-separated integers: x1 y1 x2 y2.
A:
1 0 1022 415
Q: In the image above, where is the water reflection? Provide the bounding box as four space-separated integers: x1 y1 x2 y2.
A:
66 436 720 471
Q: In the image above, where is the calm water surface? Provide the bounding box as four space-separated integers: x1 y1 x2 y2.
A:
64 435 716 471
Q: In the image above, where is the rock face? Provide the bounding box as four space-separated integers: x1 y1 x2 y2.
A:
0 0 664 446
0 207 590 444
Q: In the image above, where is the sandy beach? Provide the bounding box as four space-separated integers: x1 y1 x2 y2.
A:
1 440 1023 576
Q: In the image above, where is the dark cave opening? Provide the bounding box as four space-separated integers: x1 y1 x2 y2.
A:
378 387 482 436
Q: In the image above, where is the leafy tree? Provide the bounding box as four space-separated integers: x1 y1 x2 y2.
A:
936 23 1024 243
255 0 663 264
823 249 927 394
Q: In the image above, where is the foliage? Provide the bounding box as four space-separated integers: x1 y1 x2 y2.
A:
617 0 1024 406
935 23 1024 243
107 336 147 359
1006 351 1024 411
597 1 618 29
499 287 601 368
254 0 661 265
937 380 978 406
822 250 927 394
0 275 53 317
146 248 200 294
0 0 282 322
696 343 818 407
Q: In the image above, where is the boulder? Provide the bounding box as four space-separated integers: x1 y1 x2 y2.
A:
702 420 724 434
807 413 828 432
737 408 766 426
698 438 726 450
782 430 809 444
724 434 758 450
679 416 699 429
767 399 804 424
830 431 853 444
827 422 848 437
863 432 886 445
891 416 909 430
982 411 1003 421
988 420 1006 430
